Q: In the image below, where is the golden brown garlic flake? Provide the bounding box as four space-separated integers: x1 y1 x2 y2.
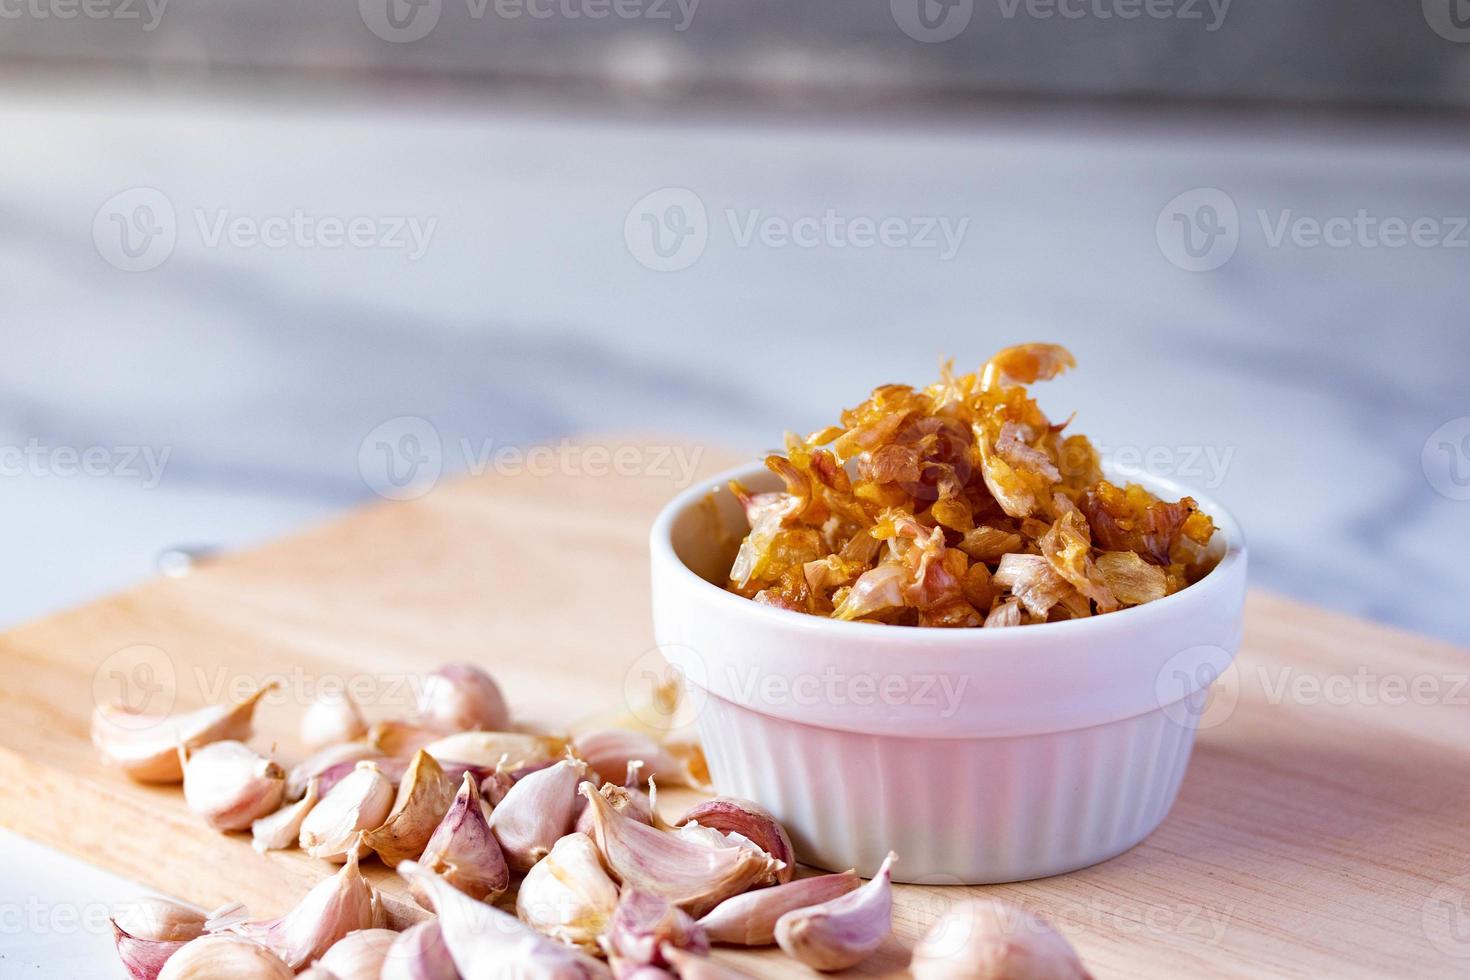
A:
726 343 1219 627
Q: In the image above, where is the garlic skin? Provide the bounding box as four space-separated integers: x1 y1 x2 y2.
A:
774 852 896 972
398 859 611 980
368 720 445 758
517 833 620 952
380 920 458 980
156 935 293 980
300 693 368 752
114 897 209 943
909 897 1093 980
578 783 781 918
698 872 860 946
299 761 394 862
92 686 273 784
421 730 561 771
181 741 286 832
415 770 510 905
317 928 400 980
602 889 710 967
489 758 584 872
364 750 455 866
286 742 383 800
571 729 687 787
209 846 382 970
660 945 757 980
678 798 795 884
573 781 653 837
111 924 186 979
415 663 511 733
252 778 320 852
296 969 340 980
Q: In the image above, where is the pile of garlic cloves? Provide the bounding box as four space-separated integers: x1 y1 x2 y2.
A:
95 662 1092 980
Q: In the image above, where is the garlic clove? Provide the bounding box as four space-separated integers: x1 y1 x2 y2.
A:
317 927 400 980
578 783 782 918
909 896 1093 980
480 761 516 807
156 935 294 980
209 844 382 970
363 750 456 867
299 761 394 862
660 945 758 980
398 859 611 980
414 663 511 733
368 720 445 758
114 896 209 943
414 770 510 905
181 741 286 832
296 969 341 980
420 730 562 770
252 778 321 853
571 729 689 787
380 920 458 980
573 781 653 837
488 758 585 872
601 889 709 967
92 686 274 784
678 798 795 884
516 832 621 953
111 920 187 980
774 851 896 972
286 742 384 801
698 872 860 946
300 692 368 752
610 962 677 980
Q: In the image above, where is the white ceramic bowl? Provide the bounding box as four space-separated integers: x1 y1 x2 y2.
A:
649 462 1247 884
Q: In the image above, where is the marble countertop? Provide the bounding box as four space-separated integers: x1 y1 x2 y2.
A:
1 79 1467 973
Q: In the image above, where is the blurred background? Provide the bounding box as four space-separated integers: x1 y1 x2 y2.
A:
3 0 1469 652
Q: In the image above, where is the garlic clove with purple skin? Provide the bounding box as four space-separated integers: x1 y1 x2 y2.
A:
697 871 861 946
92 685 275 785
420 730 562 771
181 740 286 832
380 920 458 980
660 945 759 980
414 663 511 733
488 758 585 872
363 750 456 867
252 778 320 852
578 783 782 918
300 691 368 752
111 924 187 979
516 832 621 952
414 770 510 905
909 896 1093 980
677 798 795 884
286 741 383 800
317 927 400 980
571 729 687 787
774 852 897 972
573 779 654 838
156 934 294 980
299 761 395 862
601 889 709 967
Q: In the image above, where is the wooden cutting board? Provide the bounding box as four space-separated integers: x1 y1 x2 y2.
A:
2 437 1467 979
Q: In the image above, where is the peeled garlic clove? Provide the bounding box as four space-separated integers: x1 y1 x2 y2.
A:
660 945 758 980
157 935 293 980
421 730 561 770
909 896 1093 980
602 889 709 966
489 758 584 872
678 798 795 884
317 928 400 980
182 741 286 832
578 783 781 918
363 750 456 866
287 742 384 800
252 778 320 852
300 761 394 861
516 832 620 952
774 852 896 972
571 729 688 787
211 845 381 970
381 920 458 980
399 859 610 979
93 686 274 784
114 896 210 943
415 663 511 733
415 771 510 904
301 692 368 752
573 782 653 837
698 872 860 946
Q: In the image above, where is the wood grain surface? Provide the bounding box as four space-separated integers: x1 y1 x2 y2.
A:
1 437 1466 979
